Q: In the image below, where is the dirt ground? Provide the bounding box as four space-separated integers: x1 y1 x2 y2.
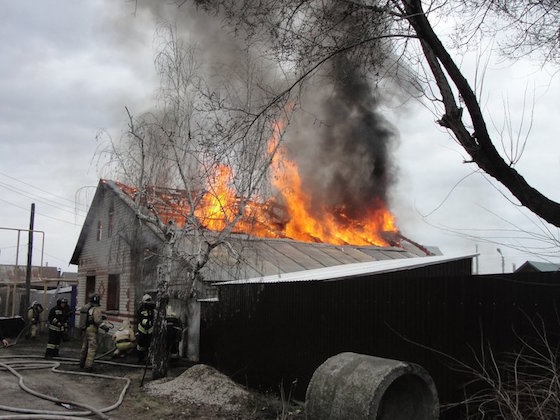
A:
0 335 305 419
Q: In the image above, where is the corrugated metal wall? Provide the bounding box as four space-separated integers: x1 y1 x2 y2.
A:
200 262 560 418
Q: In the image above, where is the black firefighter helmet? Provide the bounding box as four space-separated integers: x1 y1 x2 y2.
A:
90 293 100 305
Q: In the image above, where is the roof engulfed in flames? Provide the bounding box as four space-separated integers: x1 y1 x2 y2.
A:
111 125 399 247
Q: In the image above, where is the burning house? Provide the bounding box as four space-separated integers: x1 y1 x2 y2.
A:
68 174 560 418
69 38 464 385
69 173 447 360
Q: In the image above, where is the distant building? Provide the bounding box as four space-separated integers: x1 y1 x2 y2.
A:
0 264 61 285
0 264 76 318
515 260 560 273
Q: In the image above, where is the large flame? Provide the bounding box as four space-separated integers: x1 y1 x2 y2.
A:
115 122 398 246
194 120 397 246
265 122 396 246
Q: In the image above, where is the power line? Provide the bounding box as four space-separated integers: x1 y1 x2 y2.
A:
0 182 85 214
0 241 73 268
0 171 90 211
0 198 83 226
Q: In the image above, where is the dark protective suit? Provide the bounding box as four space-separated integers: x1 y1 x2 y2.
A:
45 300 68 358
165 315 183 359
135 302 155 362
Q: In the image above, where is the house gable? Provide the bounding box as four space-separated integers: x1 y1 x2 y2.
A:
70 179 163 325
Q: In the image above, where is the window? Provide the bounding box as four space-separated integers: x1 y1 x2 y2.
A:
85 276 96 304
108 208 114 238
107 274 120 311
96 220 102 241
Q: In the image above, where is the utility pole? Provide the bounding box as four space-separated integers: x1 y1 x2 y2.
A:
474 244 479 275
497 248 505 274
24 203 35 314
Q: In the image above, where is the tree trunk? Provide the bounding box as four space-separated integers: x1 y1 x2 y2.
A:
151 240 173 380
403 0 560 228
151 288 169 380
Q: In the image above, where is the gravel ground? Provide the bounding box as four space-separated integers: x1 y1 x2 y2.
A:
0 333 305 419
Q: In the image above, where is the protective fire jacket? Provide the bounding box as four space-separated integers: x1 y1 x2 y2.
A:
48 306 66 332
137 305 154 335
86 304 104 333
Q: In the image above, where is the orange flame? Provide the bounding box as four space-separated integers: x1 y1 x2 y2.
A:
193 120 397 246
115 121 398 246
195 165 235 231
266 121 397 246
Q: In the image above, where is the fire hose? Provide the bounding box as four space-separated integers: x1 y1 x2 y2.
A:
0 353 140 419
0 325 149 419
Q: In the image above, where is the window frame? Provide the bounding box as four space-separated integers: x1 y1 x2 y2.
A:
85 276 96 304
107 274 120 312
96 220 103 241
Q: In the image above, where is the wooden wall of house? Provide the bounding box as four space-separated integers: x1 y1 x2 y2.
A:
74 185 157 326
200 265 560 419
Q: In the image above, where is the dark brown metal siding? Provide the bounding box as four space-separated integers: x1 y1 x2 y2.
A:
200 265 560 419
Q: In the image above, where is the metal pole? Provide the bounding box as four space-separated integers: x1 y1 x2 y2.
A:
497 248 505 274
24 203 35 315
474 244 479 275
12 231 21 317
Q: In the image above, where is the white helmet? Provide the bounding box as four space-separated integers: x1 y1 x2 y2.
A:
142 294 153 303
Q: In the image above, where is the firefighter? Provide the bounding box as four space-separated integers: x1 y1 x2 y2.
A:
45 298 68 358
26 301 44 339
61 299 72 341
165 307 183 360
136 293 155 363
79 293 104 372
112 319 136 358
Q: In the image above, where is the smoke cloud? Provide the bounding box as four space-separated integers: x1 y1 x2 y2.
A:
114 1 399 218
284 54 397 219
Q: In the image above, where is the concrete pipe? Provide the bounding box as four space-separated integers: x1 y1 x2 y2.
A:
305 352 439 420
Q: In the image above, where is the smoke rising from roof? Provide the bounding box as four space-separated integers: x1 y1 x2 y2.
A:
118 1 398 219
283 54 397 220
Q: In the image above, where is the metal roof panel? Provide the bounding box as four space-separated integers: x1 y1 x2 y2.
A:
216 254 476 285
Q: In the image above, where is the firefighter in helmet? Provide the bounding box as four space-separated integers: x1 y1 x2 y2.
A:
79 293 104 372
45 297 68 358
136 293 155 363
27 300 44 339
112 319 136 358
165 306 183 361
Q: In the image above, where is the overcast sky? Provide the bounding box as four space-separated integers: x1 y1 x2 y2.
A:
0 1 558 275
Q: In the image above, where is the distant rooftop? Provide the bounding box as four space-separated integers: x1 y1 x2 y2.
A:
515 261 560 273
0 265 61 284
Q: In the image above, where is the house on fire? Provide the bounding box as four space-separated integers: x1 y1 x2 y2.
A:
69 179 560 418
70 178 449 360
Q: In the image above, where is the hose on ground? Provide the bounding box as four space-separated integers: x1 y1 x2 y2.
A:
0 352 148 419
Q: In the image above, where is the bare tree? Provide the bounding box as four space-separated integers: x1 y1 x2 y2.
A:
453 314 560 419
114 0 560 377
456 0 560 65
176 0 560 229
99 23 291 379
